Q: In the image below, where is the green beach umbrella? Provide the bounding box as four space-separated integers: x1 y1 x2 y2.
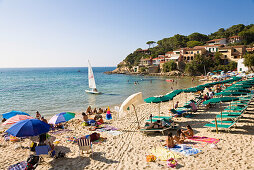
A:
215 91 248 96
203 97 239 105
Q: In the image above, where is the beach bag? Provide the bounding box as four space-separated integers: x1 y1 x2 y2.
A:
30 142 37 151
167 158 178 168
10 136 20 142
146 155 156 162
26 155 39 169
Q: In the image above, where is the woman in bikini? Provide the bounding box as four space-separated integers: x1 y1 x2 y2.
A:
173 129 185 144
182 125 194 138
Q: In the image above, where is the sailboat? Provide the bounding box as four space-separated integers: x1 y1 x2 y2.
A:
85 60 101 94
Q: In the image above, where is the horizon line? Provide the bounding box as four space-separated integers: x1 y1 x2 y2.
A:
0 66 117 69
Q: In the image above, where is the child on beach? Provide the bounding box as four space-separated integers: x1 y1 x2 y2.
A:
182 125 194 138
82 112 88 122
86 106 92 115
41 117 48 124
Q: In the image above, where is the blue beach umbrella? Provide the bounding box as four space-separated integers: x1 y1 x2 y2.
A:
6 119 50 137
2 111 30 119
48 112 75 124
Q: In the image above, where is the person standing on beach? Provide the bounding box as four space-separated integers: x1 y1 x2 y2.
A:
36 111 41 120
174 101 179 109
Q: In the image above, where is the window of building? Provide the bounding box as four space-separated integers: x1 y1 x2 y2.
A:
191 56 193 60
185 52 188 54
191 51 193 54
187 56 190 60
212 48 214 51
234 49 237 52
240 68 242 71
234 56 237 59
184 57 186 60
197 51 199 54
224 55 227 58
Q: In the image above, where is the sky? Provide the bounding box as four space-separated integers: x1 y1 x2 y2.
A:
0 0 254 68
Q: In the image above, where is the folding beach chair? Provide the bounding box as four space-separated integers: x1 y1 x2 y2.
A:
77 136 93 156
35 145 50 156
35 145 51 162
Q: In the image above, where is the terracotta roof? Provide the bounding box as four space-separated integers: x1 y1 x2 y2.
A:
185 48 204 51
194 44 223 48
229 35 240 38
207 38 226 43
165 51 174 54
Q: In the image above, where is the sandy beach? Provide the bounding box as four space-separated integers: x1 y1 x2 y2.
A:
1 92 254 170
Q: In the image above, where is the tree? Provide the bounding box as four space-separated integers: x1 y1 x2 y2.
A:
146 41 156 49
163 61 177 72
186 41 203 48
243 53 254 71
188 32 209 43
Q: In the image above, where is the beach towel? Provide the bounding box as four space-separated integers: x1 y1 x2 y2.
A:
188 136 220 144
106 130 122 136
8 161 27 170
168 144 202 156
150 147 182 161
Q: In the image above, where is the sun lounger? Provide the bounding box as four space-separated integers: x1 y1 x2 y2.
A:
211 120 234 124
215 114 240 121
204 121 237 131
221 112 242 115
139 127 172 135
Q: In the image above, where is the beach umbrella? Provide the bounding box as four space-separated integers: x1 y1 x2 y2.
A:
2 115 33 126
48 112 75 124
2 111 30 119
215 91 248 96
6 119 50 137
203 97 239 105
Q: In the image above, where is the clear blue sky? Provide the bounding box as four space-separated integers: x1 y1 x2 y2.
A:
0 0 254 67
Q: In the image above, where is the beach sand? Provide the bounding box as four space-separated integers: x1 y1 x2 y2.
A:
0 92 254 170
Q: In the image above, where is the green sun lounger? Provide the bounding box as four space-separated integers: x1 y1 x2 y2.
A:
211 120 234 124
221 112 242 115
204 122 236 129
152 116 172 119
216 114 239 119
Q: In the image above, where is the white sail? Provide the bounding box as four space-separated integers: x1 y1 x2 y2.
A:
88 60 96 89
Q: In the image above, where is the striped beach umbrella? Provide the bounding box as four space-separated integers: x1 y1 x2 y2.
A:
2 115 33 126
48 112 75 124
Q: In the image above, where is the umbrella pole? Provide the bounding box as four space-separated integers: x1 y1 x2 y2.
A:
215 118 218 134
220 102 222 125
132 104 140 129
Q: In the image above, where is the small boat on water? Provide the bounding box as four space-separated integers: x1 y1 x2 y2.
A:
85 60 101 94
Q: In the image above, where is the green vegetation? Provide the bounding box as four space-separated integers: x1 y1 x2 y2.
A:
243 53 254 71
122 24 254 75
187 41 203 48
163 60 177 72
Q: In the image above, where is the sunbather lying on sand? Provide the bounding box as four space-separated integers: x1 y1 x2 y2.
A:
145 120 163 129
173 129 185 144
182 125 194 138
166 132 175 148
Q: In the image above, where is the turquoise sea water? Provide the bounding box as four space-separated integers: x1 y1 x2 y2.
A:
0 67 200 117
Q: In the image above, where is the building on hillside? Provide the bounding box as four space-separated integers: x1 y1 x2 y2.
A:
152 55 165 66
228 35 242 44
194 44 223 53
139 57 152 66
207 38 227 45
237 58 248 72
165 51 181 62
136 49 151 55
181 48 207 62
246 47 254 52
218 46 246 64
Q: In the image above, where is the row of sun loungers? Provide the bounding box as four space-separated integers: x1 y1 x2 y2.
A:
204 95 253 132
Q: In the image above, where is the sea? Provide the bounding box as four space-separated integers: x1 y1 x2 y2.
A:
0 67 201 118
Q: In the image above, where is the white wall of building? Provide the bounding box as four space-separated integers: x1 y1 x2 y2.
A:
237 58 248 72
